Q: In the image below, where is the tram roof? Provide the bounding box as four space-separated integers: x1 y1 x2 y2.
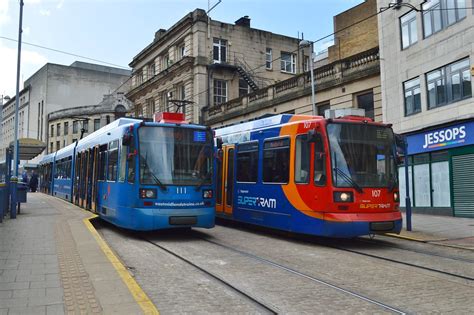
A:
76 117 142 150
214 114 317 137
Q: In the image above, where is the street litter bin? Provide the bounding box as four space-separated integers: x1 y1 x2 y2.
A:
17 182 28 203
0 183 7 222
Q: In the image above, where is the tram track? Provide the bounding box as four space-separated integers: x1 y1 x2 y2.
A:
143 237 279 315
144 235 407 315
314 238 474 282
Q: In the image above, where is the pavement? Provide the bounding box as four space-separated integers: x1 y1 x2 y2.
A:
387 212 474 249
0 192 155 315
1 193 473 314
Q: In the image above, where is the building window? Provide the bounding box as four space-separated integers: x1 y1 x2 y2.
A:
213 79 227 105
51 125 54 137
64 122 69 135
423 0 466 38
83 120 89 133
56 141 60 151
266 48 272 70
135 104 143 117
57 122 60 136
213 38 227 63
317 102 330 117
303 55 310 72
427 58 471 109
161 53 170 70
106 115 110 125
135 70 144 85
73 138 77 143
280 52 296 74
400 10 418 49
178 43 186 59
356 92 374 119
147 62 155 79
94 119 101 131
176 85 186 114
404 77 421 116
239 78 249 97
146 98 155 117
50 142 53 153
73 121 78 134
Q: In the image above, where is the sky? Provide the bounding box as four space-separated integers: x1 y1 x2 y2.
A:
0 0 364 98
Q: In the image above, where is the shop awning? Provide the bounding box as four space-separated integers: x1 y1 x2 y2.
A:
9 138 46 160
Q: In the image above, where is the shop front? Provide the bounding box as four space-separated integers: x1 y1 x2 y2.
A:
398 119 474 218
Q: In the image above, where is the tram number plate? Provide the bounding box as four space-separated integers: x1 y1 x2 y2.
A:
169 216 197 225
370 221 394 232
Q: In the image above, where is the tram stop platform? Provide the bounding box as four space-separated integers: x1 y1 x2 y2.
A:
1 193 473 314
0 193 155 315
387 212 474 249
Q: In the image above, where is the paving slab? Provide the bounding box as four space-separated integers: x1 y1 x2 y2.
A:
0 193 147 314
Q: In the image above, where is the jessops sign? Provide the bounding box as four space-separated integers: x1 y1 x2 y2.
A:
406 121 474 155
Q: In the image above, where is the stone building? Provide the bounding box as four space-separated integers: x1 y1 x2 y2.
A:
47 92 132 153
377 0 473 217
205 0 382 127
0 61 130 164
126 9 310 123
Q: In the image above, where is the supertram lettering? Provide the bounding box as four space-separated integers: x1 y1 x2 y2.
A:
238 196 277 209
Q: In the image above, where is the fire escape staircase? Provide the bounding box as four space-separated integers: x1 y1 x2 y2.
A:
235 58 259 91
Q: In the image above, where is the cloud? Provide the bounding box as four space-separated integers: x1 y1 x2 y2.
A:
0 0 10 26
0 43 48 97
39 9 51 16
57 0 64 9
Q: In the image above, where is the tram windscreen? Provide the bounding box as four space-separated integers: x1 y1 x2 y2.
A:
138 127 213 186
327 123 396 188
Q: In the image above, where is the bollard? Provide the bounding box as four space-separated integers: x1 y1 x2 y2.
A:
10 176 18 219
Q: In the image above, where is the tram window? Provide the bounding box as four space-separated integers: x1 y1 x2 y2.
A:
107 142 119 182
127 138 136 183
98 147 107 181
237 142 258 183
118 143 127 182
314 134 326 186
263 138 290 183
295 135 310 183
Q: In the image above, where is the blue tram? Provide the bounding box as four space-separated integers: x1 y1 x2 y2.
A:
39 113 215 231
214 114 402 238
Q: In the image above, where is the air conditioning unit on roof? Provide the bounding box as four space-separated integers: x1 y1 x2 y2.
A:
324 108 366 119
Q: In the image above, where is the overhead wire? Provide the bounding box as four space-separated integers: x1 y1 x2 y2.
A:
1 3 472 108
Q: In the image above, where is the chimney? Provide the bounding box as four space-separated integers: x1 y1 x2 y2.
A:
154 29 167 41
235 16 250 27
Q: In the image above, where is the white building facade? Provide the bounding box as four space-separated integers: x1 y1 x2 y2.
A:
378 0 474 217
1 61 130 165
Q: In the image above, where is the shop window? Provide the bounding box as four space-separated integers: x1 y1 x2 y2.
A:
263 138 290 183
236 142 259 183
431 161 451 207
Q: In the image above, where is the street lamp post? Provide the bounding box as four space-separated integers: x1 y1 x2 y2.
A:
11 0 24 219
299 40 316 116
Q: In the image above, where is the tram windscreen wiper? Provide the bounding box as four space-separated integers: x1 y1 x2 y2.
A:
333 167 363 193
142 152 167 191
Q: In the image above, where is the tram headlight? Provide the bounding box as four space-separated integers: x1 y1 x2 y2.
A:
139 188 157 199
393 192 400 202
203 189 213 199
333 191 353 203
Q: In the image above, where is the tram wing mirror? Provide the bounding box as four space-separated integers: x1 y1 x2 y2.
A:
216 137 223 149
394 134 406 165
122 134 133 146
306 129 321 143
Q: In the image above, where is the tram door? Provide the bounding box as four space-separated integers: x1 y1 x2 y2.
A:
90 146 99 213
73 153 81 206
85 149 93 210
216 145 235 215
